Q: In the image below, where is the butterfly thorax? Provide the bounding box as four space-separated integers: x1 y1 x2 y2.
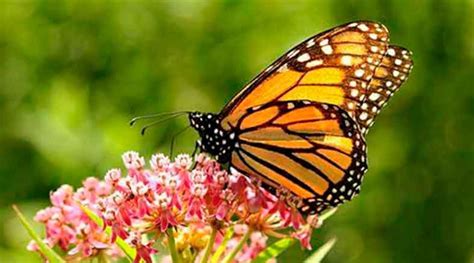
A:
188 112 235 163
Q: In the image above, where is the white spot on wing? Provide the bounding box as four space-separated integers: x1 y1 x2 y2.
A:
306 59 323 68
350 89 359 97
277 63 288 73
369 93 381 101
387 48 396 56
341 55 353 66
264 64 274 72
297 53 311 62
355 69 365 78
321 45 333 54
287 49 300 58
357 23 369 31
319 39 329 46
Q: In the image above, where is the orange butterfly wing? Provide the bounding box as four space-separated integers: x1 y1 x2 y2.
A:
230 100 367 214
219 21 413 135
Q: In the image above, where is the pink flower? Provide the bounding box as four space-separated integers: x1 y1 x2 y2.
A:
186 197 206 221
150 153 171 172
246 187 267 214
34 207 56 223
105 169 121 186
236 232 268 262
50 185 74 207
174 154 193 170
292 225 313 250
126 232 157 263
122 151 146 170
150 192 178 232
29 177 121 261
28 151 325 262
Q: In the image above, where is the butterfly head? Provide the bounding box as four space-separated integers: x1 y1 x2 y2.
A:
189 112 235 163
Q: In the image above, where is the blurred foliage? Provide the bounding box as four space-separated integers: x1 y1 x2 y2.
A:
1 0 473 262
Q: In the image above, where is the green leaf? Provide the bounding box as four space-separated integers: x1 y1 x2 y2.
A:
12 205 66 263
80 204 136 262
304 237 337 263
252 238 295 263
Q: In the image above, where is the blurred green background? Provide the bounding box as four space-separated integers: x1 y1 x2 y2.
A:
1 0 473 262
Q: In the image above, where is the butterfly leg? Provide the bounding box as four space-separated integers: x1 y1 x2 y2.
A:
190 140 201 169
169 126 191 158
191 140 200 157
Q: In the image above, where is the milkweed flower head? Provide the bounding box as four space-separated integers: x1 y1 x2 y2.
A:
28 151 323 262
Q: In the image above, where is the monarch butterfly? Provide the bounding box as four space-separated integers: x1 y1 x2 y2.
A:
137 21 413 214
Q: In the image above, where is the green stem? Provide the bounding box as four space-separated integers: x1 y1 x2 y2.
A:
97 251 111 263
222 227 253 263
200 227 218 263
167 228 181 263
12 205 66 263
211 227 234 263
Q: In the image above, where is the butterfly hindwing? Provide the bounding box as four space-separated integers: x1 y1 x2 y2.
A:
229 100 367 214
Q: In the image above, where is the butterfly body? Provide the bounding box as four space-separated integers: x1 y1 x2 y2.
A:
189 112 235 163
187 21 413 214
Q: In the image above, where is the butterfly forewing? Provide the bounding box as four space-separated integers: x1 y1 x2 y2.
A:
230 100 367 214
357 45 414 134
220 21 391 131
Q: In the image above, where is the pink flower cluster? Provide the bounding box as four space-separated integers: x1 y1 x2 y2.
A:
28 151 320 262
27 179 122 261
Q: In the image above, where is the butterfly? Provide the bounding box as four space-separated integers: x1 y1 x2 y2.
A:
145 21 413 215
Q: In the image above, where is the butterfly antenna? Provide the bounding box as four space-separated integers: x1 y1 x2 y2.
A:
140 114 187 135
169 125 191 157
130 111 190 126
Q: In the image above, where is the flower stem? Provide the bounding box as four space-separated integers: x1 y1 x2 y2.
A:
167 228 181 263
97 251 111 263
222 227 253 263
211 227 234 263
200 226 218 263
